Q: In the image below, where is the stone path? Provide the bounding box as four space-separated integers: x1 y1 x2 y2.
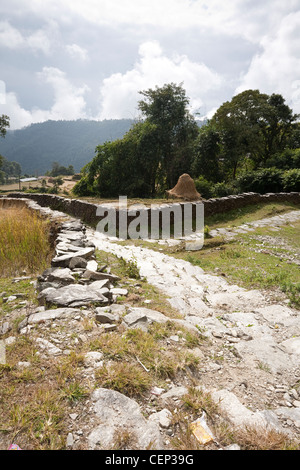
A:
88 226 300 378
85 209 300 443
208 209 300 239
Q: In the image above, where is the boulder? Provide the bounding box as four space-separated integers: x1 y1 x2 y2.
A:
87 388 163 450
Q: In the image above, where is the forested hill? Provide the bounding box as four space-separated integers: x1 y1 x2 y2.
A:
0 119 135 175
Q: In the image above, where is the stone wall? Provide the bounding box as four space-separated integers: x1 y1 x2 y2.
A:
1 191 300 232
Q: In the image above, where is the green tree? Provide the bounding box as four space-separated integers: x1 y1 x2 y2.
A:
210 90 298 179
74 83 198 198
191 123 221 183
48 161 75 177
0 115 10 183
0 114 9 138
74 120 161 198
138 83 199 188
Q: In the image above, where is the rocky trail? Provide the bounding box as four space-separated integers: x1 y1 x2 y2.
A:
1 200 300 451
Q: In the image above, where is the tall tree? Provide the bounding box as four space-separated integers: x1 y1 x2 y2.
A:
191 123 221 182
209 90 298 178
0 115 9 175
138 83 199 188
0 114 10 138
74 120 161 198
74 83 199 198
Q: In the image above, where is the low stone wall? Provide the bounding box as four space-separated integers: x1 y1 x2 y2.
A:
1 191 300 231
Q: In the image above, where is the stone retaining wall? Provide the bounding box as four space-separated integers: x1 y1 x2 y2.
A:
1 191 300 232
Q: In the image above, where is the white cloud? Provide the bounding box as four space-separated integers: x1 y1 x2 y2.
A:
97 40 223 120
0 20 56 54
2 67 90 129
66 43 89 61
235 11 300 113
19 0 299 46
36 67 90 120
0 21 24 49
27 29 53 55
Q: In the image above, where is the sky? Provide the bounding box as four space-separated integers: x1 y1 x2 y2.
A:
0 0 300 130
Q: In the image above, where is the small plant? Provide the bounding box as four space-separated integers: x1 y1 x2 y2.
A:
95 363 152 397
120 257 141 279
182 386 219 417
62 381 88 403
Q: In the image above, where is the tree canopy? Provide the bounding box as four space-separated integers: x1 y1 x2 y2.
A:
206 89 298 179
74 83 199 198
74 86 300 199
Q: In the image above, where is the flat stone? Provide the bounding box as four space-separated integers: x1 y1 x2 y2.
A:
51 247 94 268
69 257 88 269
82 270 120 282
127 307 168 325
210 389 285 433
87 388 163 450
38 283 110 308
95 308 120 324
206 290 265 311
276 407 300 424
28 308 82 324
86 260 98 271
61 221 84 231
110 288 128 296
0 321 11 336
160 386 188 402
55 242 86 254
47 268 75 284
123 310 148 331
281 337 300 356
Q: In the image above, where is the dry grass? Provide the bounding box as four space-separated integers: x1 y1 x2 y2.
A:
0 207 52 277
232 425 300 450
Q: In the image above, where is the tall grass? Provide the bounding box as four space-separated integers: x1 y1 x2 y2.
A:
0 207 52 277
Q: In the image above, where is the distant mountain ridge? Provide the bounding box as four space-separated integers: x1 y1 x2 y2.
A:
0 119 135 175
0 118 207 175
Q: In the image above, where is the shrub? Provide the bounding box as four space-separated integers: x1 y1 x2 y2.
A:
237 168 283 194
281 169 300 192
194 176 213 199
212 181 238 198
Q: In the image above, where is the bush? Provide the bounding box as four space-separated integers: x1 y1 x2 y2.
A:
237 168 284 194
281 169 300 192
194 176 213 199
212 181 238 198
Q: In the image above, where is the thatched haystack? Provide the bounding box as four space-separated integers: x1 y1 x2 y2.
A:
166 173 201 201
